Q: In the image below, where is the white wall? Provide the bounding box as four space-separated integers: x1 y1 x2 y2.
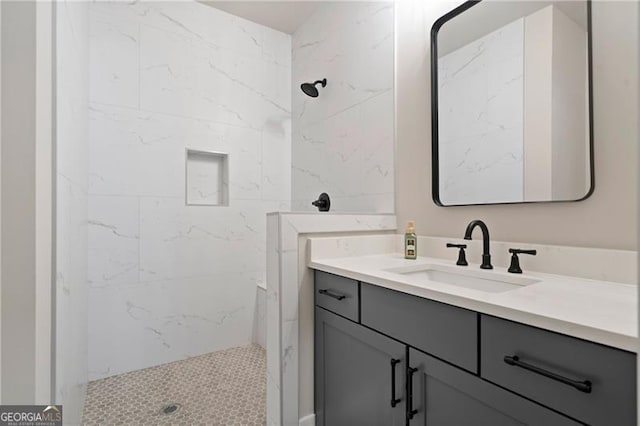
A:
1 0 39 405
35 1 53 405
550 5 588 200
291 2 395 213
396 0 639 250
87 1 290 380
523 5 554 201
0 0 57 408
55 0 89 423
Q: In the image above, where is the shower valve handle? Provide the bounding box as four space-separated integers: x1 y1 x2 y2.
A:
312 193 331 212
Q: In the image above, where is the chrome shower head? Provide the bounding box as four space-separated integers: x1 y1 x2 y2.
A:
300 79 327 97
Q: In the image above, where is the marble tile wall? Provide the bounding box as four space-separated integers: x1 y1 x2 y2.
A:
55 1 89 424
291 2 395 213
87 1 291 380
437 18 525 205
266 213 397 425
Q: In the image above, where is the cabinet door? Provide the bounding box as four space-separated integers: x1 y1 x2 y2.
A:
315 307 406 426
408 348 581 426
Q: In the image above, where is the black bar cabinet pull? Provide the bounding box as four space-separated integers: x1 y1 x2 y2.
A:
503 355 592 394
406 366 418 420
318 289 346 300
390 359 401 407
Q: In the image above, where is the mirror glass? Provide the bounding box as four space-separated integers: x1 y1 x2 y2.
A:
432 1 592 206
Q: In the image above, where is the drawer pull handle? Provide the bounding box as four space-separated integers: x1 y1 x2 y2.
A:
390 358 401 407
503 355 592 394
318 289 346 300
407 366 419 420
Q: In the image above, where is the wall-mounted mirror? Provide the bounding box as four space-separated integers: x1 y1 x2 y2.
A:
431 0 593 206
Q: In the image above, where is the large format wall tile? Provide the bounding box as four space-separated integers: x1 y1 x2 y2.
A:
139 24 289 131
88 195 139 287
291 2 395 213
138 197 265 282
89 10 139 107
88 1 291 380
89 103 267 200
56 1 89 423
88 273 257 379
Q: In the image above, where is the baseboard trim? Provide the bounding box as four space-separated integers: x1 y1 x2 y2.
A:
299 413 315 426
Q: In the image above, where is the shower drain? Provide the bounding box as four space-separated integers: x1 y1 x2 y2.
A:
161 403 180 415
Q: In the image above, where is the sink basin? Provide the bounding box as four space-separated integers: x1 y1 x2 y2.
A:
385 264 540 293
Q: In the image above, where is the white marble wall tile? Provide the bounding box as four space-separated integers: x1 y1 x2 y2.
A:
139 24 288 131
138 197 263 282
89 103 271 201
309 234 397 260
55 174 89 425
262 120 292 201
88 104 184 198
291 2 395 214
265 214 281 426
252 286 267 349
89 1 264 60
359 90 395 196
292 3 394 128
262 27 291 67
293 106 363 200
291 3 364 66
88 1 291 381
186 152 227 205
281 317 299 424
56 1 89 423
88 273 256 380
57 3 89 191
88 196 139 287
89 10 139 107
266 213 397 425
292 90 395 212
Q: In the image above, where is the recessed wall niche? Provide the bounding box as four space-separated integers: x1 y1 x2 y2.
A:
185 149 229 206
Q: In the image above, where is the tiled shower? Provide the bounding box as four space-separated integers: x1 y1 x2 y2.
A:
86 0 291 381
54 0 394 424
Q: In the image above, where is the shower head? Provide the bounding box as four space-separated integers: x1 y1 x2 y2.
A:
300 79 327 98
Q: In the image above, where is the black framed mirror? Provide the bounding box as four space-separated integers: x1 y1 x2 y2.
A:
431 0 594 206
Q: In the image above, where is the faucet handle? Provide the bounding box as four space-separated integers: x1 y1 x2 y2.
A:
508 248 537 273
446 243 468 266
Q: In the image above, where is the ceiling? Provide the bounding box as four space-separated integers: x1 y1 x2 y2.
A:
200 1 328 34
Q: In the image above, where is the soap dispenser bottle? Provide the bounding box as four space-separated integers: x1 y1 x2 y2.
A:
404 220 417 259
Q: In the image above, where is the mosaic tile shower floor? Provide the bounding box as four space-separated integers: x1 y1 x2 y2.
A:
82 344 266 425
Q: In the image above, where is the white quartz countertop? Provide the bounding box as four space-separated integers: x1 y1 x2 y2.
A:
309 253 638 352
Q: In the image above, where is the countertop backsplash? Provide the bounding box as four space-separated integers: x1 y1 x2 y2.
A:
309 234 638 285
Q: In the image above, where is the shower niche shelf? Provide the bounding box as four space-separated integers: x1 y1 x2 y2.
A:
186 149 229 206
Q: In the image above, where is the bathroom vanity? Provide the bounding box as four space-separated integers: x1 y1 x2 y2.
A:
310 238 637 426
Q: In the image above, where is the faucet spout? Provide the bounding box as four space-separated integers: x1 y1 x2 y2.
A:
463 220 493 269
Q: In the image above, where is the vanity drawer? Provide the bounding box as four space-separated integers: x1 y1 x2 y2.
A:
314 271 359 322
360 283 478 372
481 315 636 426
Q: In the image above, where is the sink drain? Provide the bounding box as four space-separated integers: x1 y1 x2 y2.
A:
161 403 180 415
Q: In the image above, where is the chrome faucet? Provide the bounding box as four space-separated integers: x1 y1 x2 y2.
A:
463 220 493 269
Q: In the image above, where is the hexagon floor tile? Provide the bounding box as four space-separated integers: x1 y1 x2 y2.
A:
82 344 266 425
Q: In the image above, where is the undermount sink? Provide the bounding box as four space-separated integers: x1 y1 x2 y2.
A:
385 264 540 293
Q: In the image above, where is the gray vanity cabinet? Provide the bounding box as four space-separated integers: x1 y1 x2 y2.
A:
408 348 580 425
313 270 636 426
360 282 478 372
481 315 637 426
315 307 406 426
